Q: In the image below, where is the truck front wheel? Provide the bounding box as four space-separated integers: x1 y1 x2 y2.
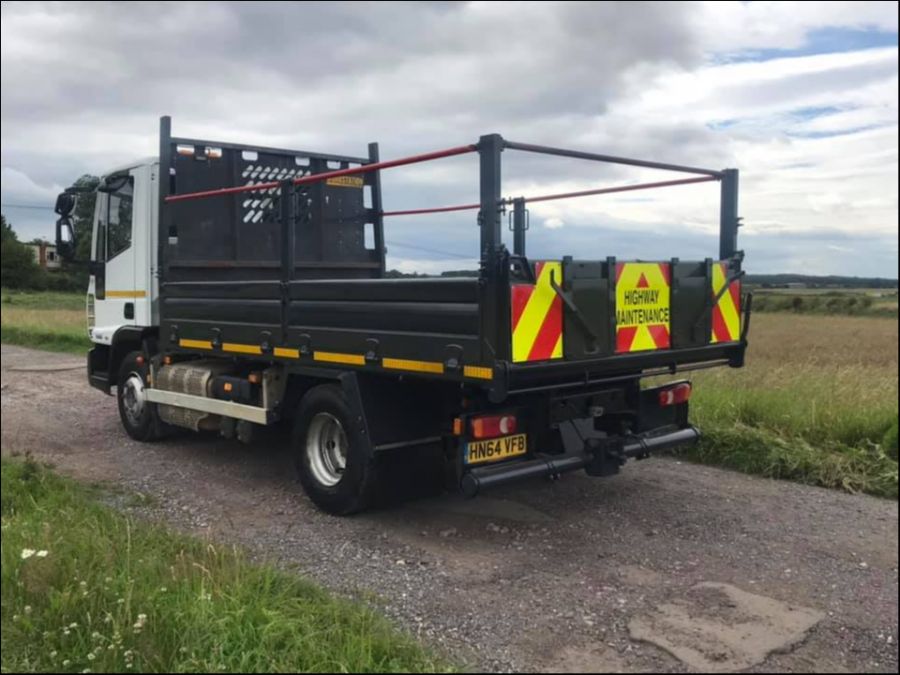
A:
117 351 164 442
294 384 377 515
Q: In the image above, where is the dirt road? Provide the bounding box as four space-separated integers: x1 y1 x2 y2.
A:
2 344 897 673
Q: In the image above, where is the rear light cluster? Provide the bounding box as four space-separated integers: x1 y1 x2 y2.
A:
658 382 692 407
470 414 518 439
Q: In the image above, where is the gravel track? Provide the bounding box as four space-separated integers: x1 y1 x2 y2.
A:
2 344 897 673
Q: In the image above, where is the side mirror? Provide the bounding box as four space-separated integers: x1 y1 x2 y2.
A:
54 184 98 262
55 192 76 217
55 215 76 262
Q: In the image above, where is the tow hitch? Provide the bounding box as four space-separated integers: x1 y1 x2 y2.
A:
460 424 700 498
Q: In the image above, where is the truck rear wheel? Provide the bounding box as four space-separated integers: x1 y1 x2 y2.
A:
117 351 164 442
294 384 377 515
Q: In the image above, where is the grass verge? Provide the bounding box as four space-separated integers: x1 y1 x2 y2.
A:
1 458 448 673
0 323 90 355
0 297 90 355
685 422 898 499
1 289 87 311
682 313 898 499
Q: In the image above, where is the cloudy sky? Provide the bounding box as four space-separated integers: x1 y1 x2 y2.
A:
2 1 897 277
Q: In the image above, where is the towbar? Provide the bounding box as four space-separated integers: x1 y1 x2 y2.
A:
461 426 700 497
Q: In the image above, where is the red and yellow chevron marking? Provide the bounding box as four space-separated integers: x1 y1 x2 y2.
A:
711 262 741 343
615 262 671 353
511 261 564 363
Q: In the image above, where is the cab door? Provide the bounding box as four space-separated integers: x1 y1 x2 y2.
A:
89 170 138 345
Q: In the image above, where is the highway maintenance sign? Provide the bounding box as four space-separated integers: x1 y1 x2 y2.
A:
615 262 671 353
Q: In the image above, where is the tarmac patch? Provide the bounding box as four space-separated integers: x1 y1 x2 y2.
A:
628 582 823 672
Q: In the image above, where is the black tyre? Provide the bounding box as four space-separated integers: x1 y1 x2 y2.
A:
117 351 164 442
294 384 378 515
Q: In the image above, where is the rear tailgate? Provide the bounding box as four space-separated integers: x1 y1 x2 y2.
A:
505 257 745 388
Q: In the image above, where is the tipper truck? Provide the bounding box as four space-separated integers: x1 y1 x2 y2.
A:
54 117 750 515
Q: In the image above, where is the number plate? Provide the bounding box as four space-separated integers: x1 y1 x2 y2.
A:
465 433 528 465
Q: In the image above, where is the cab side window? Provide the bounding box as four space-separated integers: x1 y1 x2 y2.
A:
95 176 134 261
106 177 133 260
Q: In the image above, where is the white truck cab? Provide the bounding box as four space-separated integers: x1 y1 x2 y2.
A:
86 159 159 346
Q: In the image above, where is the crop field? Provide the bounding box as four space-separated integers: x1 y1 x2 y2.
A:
685 312 898 498
1 289 898 498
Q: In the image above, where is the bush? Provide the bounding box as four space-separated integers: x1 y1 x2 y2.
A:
43 265 89 292
0 238 42 289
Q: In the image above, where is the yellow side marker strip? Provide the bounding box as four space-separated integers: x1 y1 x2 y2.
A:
180 338 213 350
222 342 262 355
273 347 301 359
463 365 493 380
106 290 147 298
179 338 490 381
382 357 444 375
314 351 366 366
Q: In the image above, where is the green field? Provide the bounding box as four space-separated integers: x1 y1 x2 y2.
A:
1 290 89 354
1 458 448 674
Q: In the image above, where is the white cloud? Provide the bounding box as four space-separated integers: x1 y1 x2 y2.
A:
0 167 61 203
0 1 897 276
693 0 898 54
506 47 898 247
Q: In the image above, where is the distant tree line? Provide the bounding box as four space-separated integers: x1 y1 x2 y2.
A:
0 174 98 291
745 274 898 288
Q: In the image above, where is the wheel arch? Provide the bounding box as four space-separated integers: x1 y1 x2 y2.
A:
109 326 159 387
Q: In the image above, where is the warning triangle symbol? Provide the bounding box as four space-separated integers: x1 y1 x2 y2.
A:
637 273 650 288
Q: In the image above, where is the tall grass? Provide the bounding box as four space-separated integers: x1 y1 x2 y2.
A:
1 458 449 673
685 313 899 498
0 297 89 354
2 289 87 311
